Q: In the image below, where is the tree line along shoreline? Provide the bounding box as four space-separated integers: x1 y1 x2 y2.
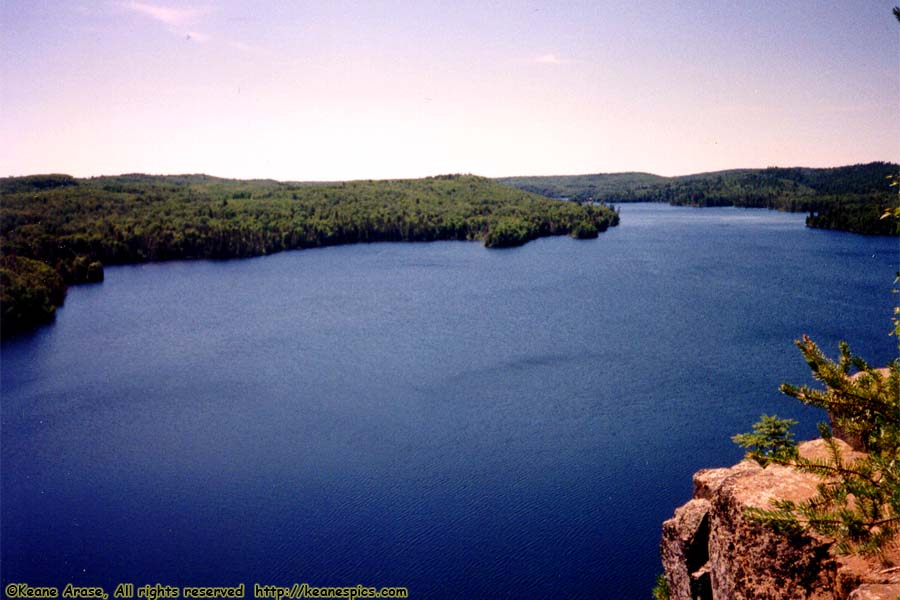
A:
2 163 896 338
497 161 899 236
0 174 618 337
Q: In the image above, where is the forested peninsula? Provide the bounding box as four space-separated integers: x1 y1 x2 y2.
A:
497 162 899 236
0 174 618 336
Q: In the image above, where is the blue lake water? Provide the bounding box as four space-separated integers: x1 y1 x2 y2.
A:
2 204 897 599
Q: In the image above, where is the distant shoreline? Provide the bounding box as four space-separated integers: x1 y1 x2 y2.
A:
0 174 618 337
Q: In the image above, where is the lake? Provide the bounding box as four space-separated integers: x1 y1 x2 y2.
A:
2 204 897 599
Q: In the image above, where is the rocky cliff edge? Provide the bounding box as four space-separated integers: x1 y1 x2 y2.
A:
660 439 900 600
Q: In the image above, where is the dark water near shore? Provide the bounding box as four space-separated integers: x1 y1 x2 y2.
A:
2 204 897 599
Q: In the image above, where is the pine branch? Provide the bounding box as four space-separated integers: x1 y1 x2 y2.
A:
734 335 900 560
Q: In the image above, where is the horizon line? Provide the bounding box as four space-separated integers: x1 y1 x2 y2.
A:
3 160 898 184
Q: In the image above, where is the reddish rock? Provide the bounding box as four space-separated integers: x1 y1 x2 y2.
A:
661 499 711 600
660 439 896 600
848 583 900 600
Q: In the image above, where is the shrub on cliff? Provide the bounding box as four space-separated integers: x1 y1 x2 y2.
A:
732 414 799 466
651 574 671 600
735 337 900 559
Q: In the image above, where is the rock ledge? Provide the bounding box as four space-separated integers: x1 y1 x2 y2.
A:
660 439 900 600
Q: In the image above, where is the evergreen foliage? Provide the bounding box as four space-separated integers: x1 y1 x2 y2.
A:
732 415 799 466
734 337 900 559
0 173 618 336
882 174 900 234
651 574 671 600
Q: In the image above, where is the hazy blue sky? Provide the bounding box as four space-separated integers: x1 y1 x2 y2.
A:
2 1 898 180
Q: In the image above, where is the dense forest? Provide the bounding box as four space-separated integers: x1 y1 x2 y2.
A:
497 162 899 235
0 174 618 336
496 172 669 202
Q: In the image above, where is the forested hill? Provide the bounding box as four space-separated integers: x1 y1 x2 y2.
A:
497 162 899 236
0 173 618 336
495 172 669 202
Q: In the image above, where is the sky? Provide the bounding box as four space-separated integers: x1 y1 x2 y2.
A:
2 1 898 181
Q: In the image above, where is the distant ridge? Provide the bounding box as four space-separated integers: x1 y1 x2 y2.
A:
495 162 897 203
496 162 899 236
